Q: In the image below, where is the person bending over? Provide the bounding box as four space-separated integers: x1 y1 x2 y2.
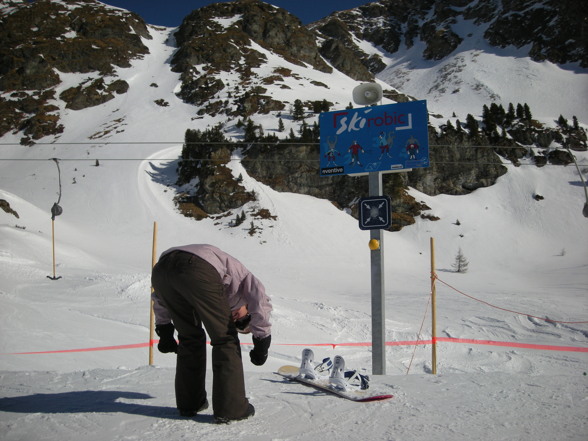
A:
151 244 272 423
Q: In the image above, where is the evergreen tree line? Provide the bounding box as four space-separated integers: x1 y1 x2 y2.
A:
182 101 585 158
441 101 584 146
445 102 535 140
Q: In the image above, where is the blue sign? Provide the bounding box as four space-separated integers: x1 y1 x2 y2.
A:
319 100 429 176
359 196 391 230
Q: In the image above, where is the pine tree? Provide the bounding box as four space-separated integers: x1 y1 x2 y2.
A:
244 119 257 141
311 100 329 114
455 119 463 134
278 117 285 132
482 105 491 125
452 248 469 273
490 102 505 124
293 99 305 121
523 103 532 121
299 121 308 137
233 211 246 227
516 103 525 119
465 114 479 135
505 103 515 126
299 121 315 142
312 121 320 141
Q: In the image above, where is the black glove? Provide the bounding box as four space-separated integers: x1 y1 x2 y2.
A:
250 335 271 366
155 323 178 354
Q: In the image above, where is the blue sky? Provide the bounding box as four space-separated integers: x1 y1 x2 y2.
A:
101 0 372 26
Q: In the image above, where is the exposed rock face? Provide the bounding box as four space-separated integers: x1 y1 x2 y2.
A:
311 0 588 74
0 0 150 143
408 129 507 196
240 129 508 230
173 0 331 73
482 0 588 66
169 0 335 118
60 78 130 110
0 199 19 218
314 18 378 80
176 128 256 217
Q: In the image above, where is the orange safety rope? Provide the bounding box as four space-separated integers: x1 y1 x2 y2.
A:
433 274 588 324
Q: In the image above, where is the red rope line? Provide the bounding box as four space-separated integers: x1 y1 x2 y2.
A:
3 338 586 355
433 274 588 324
406 295 431 374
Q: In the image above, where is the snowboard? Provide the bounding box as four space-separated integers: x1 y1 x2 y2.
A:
277 364 393 402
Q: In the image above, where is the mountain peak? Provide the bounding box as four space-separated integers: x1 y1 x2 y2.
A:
0 0 586 143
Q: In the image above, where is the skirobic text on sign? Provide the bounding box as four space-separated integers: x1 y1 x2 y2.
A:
330 110 411 135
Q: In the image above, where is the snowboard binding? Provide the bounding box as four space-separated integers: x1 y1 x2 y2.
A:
298 349 369 391
329 355 348 390
299 348 317 379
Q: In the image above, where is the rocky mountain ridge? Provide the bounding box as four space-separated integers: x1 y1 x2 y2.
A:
310 0 587 79
0 0 151 141
0 0 586 230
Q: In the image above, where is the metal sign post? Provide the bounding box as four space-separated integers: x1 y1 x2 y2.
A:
369 171 386 375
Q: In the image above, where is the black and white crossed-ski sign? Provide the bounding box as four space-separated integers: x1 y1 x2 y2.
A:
359 196 391 230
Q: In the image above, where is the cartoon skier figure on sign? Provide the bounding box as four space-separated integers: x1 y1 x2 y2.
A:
324 136 341 166
378 132 394 160
348 140 365 167
405 136 420 160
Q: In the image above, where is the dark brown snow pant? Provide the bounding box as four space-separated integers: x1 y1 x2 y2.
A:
151 250 250 419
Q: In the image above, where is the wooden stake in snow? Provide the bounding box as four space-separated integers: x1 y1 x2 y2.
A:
430 237 437 375
149 221 158 366
48 158 63 281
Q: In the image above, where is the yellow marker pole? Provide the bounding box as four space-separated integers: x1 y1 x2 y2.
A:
430 237 437 375
51 219 57 279
149 221 158 366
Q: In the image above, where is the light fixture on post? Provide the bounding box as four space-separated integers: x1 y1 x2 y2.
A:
352 82 383 106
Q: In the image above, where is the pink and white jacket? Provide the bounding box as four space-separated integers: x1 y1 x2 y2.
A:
152 244 272 338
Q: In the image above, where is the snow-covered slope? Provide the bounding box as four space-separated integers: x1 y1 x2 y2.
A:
0 23 587 441
376 21 588 125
